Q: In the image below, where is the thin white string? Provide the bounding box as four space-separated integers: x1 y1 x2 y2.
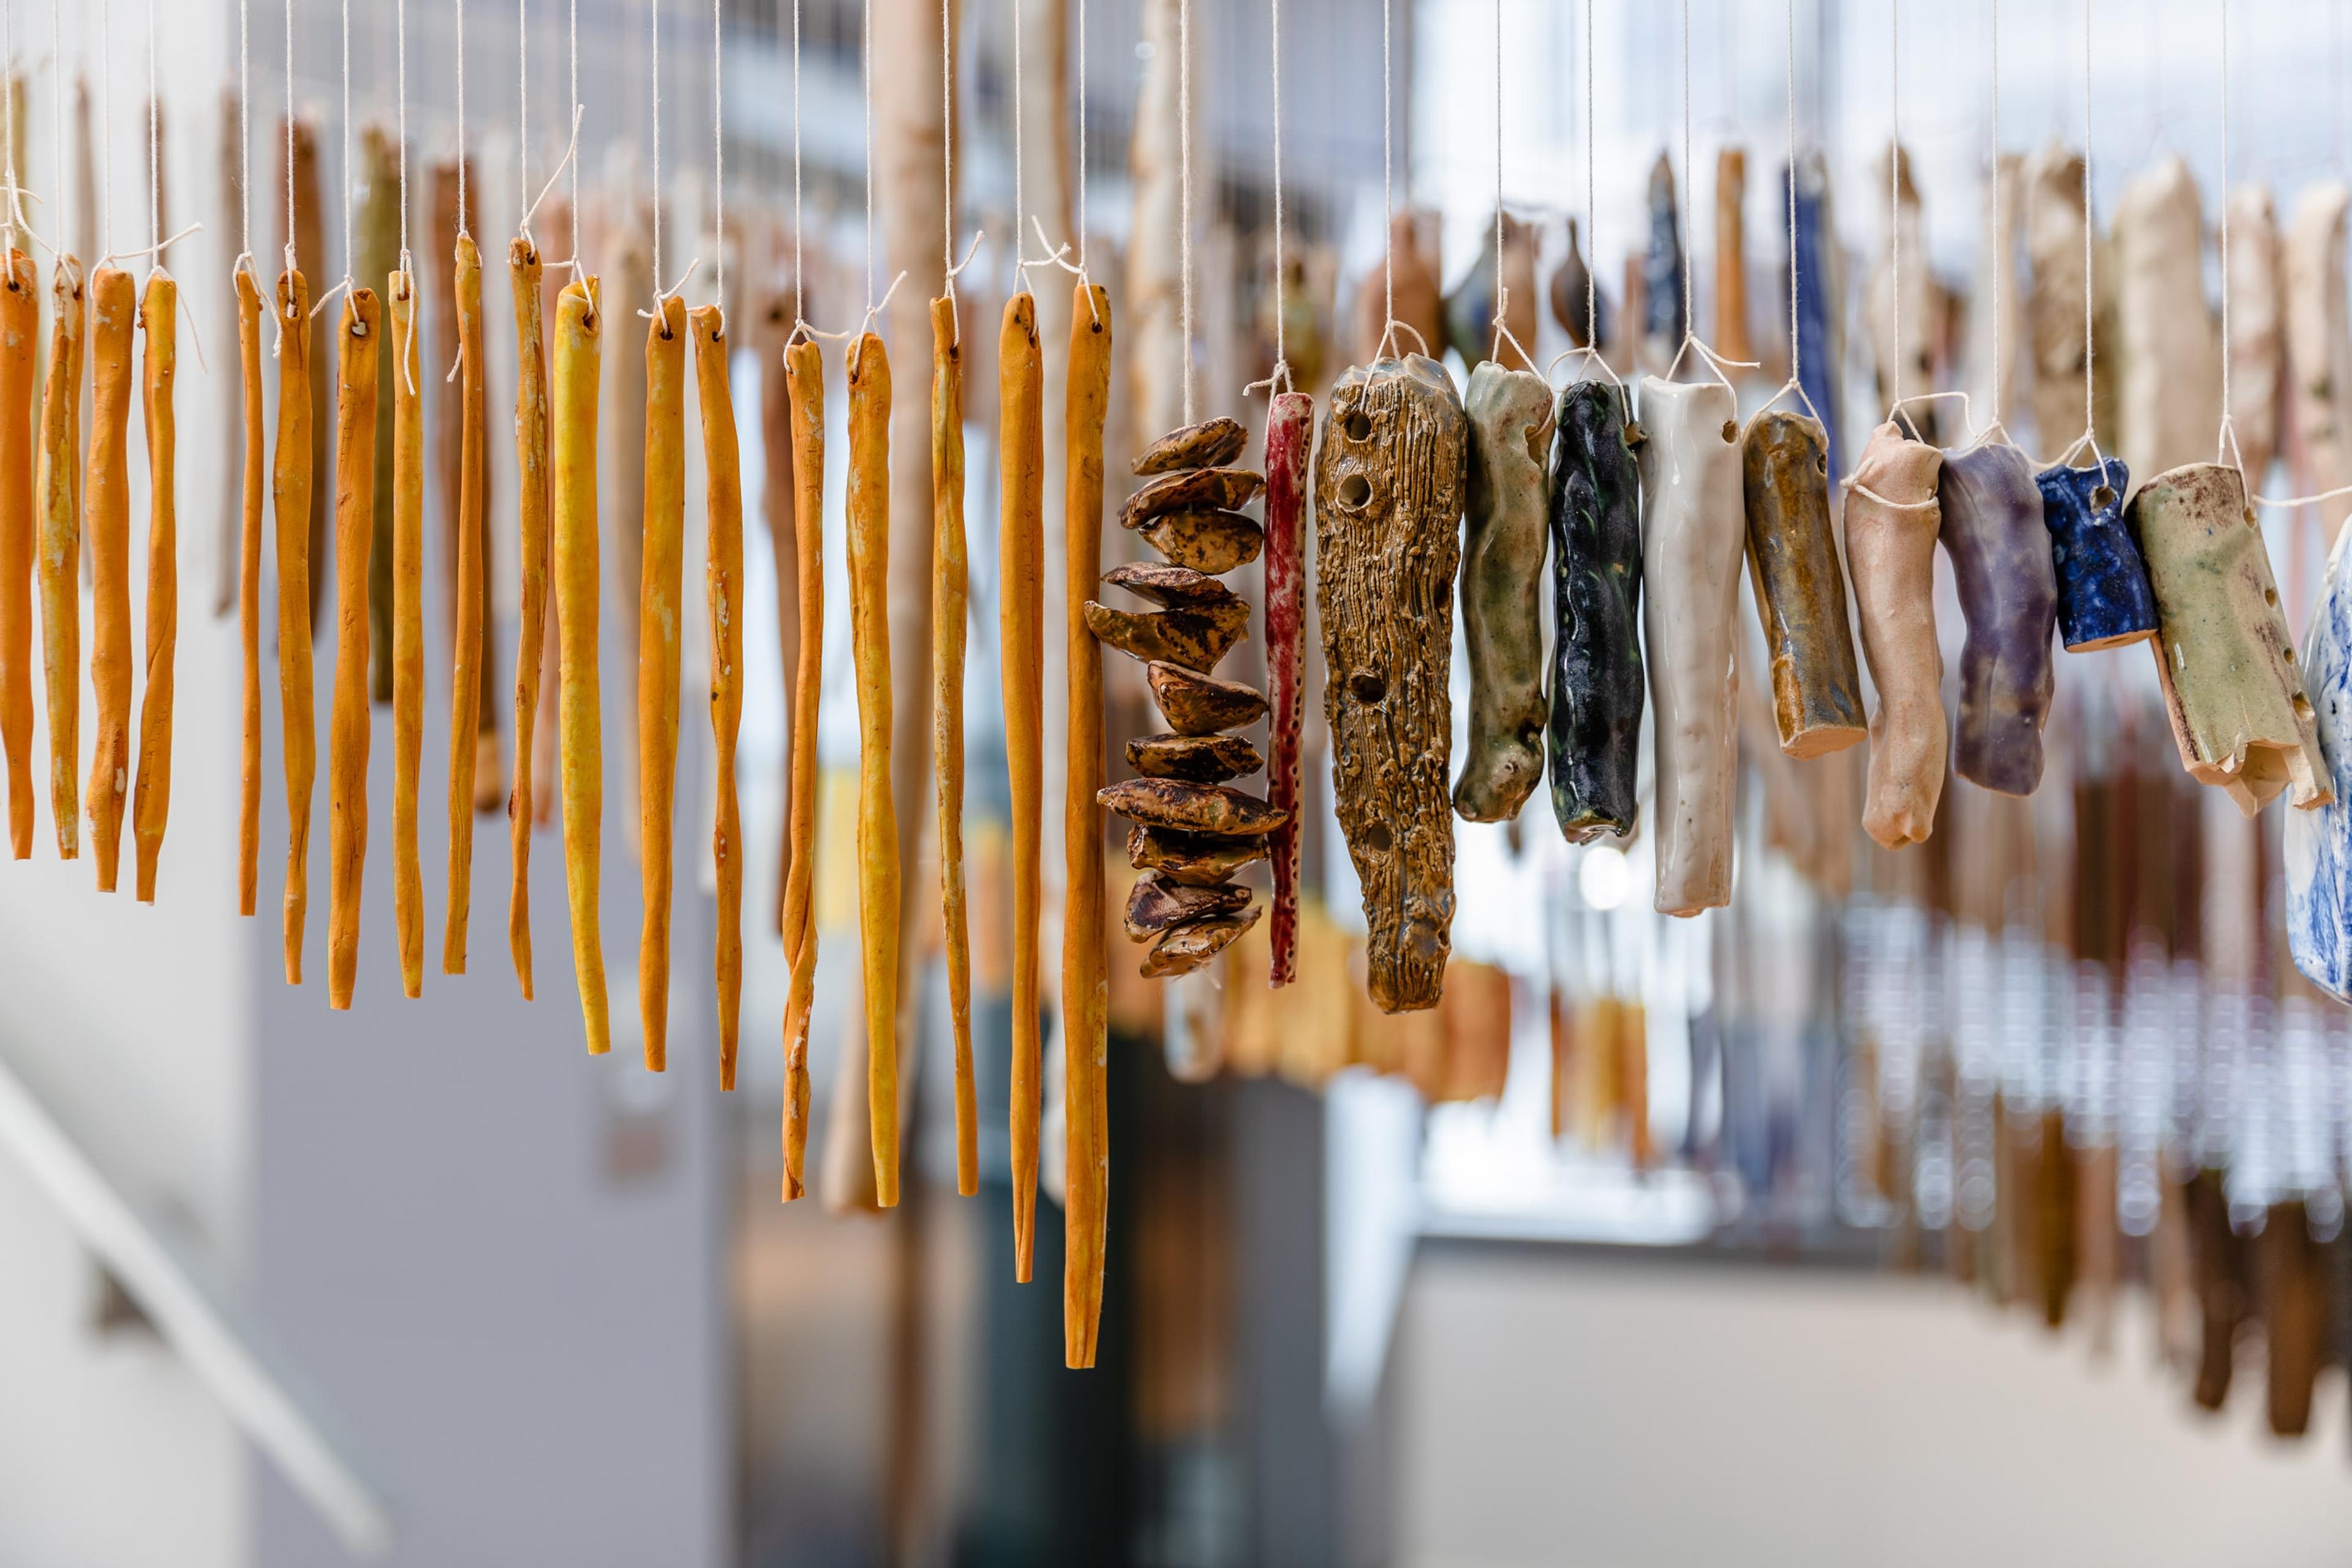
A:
146 0 157 270
285 0 296 273
940 0 978 341
53 0 63 254
237 0 253 268
338 0 353 292
1009 0 1028 295
1986 0 2000 431
516 0 526 244
1245 0 1290 396
711 0 721 328
1739 0 1821 431
397 0 409 274
1487 0 1529 370
1380 0 1391 352
1178 0 1193 419
567 0 579 278
649 0 660 296
1888 0 1902 420
1020 0 1098 323
861 0 872 309
1548 0 1619 393
1 0 18 249
1075 0 1087 273
97 0 108 258
790 0 803 328
2051 0 2108 475
2216 0 2239 473
1662 0 1756 395
455 0 466 238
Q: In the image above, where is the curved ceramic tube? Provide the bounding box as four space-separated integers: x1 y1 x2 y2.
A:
1636 377 1744 916
1741 410 1864 759
1938 440 2058 796
83 263 134 891
2038 458 2157 651
1845 420 1947 848
1455 361 1553 823
1546 380 1643 841
2130 461 2329 815
131 273 179 902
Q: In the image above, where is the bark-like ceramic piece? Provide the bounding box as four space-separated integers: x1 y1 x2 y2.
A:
1316 353 1466 1011
1117 464 1264 527
1082 598 1248 672
1126 822 1270 886
1146 659 1267 735
1128 731 1262 782
1714 148 1752 363
1845 420 1947 848
1098 777 1287 837
2129 461 2331 815
1263 391 1313 987
2024 144 2093 459
1133 415 1247 475
1637 376 1744 914
2038 458 2157 651
1142 904 1262 979
1546 380 1644 842
1454 360 1555 822
1124 872 1252 940
1102 561 1237 609
1740 410 1865 758
1938 440 2059 796
1137 509 1263 574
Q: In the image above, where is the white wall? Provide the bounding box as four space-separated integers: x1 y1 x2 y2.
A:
1394 1249 2352 1568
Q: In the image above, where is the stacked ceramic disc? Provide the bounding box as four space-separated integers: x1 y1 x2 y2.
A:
1088 416 1289 978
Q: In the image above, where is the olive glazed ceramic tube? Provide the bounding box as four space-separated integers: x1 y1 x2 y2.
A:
1455 361 1555 823
1740 410 1864 759
1637 377 1744 916
1845 420 1947 849
2130 460 2330 815
1547 379 1643 842
1938 440 2059 796
2037 458 2157 652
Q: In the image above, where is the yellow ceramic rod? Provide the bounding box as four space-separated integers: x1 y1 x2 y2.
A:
130 270 179 901
443 234 488 971
274 266 317 982
638 293 687 1070
235 265 265 914
82 263 135 891
35 257 83 862
846 329 900 1208
0 250 35 858
326 287 383 1011
552 274 609 1054
691 301 745 1090
929 293 975 1196
998 292 1043 1279
779 336 824 1199
507 238 549 998
390 272 426 995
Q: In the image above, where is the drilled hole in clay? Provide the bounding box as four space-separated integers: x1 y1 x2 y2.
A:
1720 420 1738 443
1362 821 1395 854
1814 454 1828 475
2296 693 2316 722
2266 586 2279 606
1349 670 1387 705
2091 484 2115 510
1338 472 1372 509
1343 410 1373 442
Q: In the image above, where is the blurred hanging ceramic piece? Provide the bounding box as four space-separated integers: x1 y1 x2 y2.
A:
1354 209 1444 365
2038 457 2157 651
1965 153 2024 441
1791 153 1846 481
2224 186 2282 482
2286 180 2352 541
1637 377 1743 915
1740 410 1864 758
2114 156 2221 484
1252 243 1325 398
1714 147 1752 364
1939 440 2059 795
1317 353 1465 1010
1865 146 1942 444
1444 211 1539 371
1262 392 1313 987
1546 379 1643 842
2129 461 2329 815
1454 360 1553 822
2023 143 2094 456
1640 154 1684 373
1845 420 1947 848
2285 517 2352 998
1547 217 1605 351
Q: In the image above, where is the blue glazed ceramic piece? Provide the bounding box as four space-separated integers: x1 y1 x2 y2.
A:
2286 528 2352 1001
2037 457 2158 652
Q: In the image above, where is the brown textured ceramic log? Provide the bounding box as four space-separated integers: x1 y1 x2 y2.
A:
1136 510 1262 574
235 265 263 911
1740 410 1865 759
928 295 973 1191
846 330 899 1208
326 288 382 1010
780 337 824 1200
130 272 178 902
2131 461 2329 813
758 290 800 940
443 233 488 972
1129 731 1260 781
37 257 83 862
1316 354 1465 1013
274 267 314 978
1127 822 1270 885
83 263 134 891
1134 415 1245 475
0 250 31 858
639 296 687 1071
552 276 609 1054
1063 281 1114 1372
1845 421 1947 848
1454 361 1553 823
1000 293 1044 1277
1262 390 1311 987
507 238 548 997
693 303 745 1088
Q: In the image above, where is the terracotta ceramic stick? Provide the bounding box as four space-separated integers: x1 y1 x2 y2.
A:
779 337 824 1200
1547 379 1643 842
1316 353 1465 1011
638 295 687 1071
692 301 745 1090
1636 377 1744 916
1714 147 1751 363
1741 410 1865 759
1263 390 1312 984
0 250 31 858
1845 420 1947 848
234 265 265 910
273 266 315 978
1455 360 1554 823
929 293 975 1192
36 256 83 862
507 238 549 997
1000 292 1045 1268
388 274 426 992
82 263 134 891
2131 461 2329 816
1938 441 2059 796
2038 458 2157 652
443 233 488 971
130 270 179 902
551 274 609 1053
2286 181 2352 542
326 287 382 1010
846 329 900 1207
1063 281 1113 1371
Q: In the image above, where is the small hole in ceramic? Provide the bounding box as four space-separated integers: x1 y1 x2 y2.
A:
2266 586 2279 606
1814 454 1828 475
2091 485 2115 510
1343 410 1373 442
1338 472 1372 509
1349 670 1387 705
1720 420 1738 443
1362 821 1394 853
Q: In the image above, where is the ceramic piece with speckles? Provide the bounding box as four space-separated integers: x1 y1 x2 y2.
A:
1545 379 1643 842
1939 440 2059 796
2285 523 2352 998
1740 410 1864 759
1454 360 1555 823
2038 458 2157 651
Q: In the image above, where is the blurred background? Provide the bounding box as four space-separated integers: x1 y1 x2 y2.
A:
7 1 2352 1565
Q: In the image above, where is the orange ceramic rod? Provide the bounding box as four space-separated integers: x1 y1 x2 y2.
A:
326 287 382 1010
82 263 134 891
0 250 34 858
846 328 900 1207
929 293 975 1196
274 265 317 981
691 301 745 1090
443 233 488 971
779 336 824 1199
36 256 83 862
507 238 549 997
638 293 687 1070
130 270 179 901
552 274 609 1054
998 292 1044 1278
235 264 265 914
390 272 426 995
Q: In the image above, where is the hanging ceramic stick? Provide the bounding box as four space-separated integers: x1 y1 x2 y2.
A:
507 236 549 997
552 274 609 1054
1546 379 1642 842
2286 181 2352 541
1740 410 1864 759
928 293 974 1188
274 265 315 977
639 295 688 1071
1453 361 1553 823
1317 353 1462 1009
2039 458 2156 650
443 232 488 970
1714 148 1751 363
1938 440 2057 796
1845 421 1946 848
692 300 745 1090
130 270 179 902
1264 391 1312 985
779 337 824 1200
326 287 382 1011
388 276 425 992
37 258 81 864
846 328 899 1208
2130 461 2328 815
2223 187 2282 483
1637 377 1743 915
1640 156 1684 371
0 249 29 859
235 263 263 910
83 262 134 892
1001 293 1044 1270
